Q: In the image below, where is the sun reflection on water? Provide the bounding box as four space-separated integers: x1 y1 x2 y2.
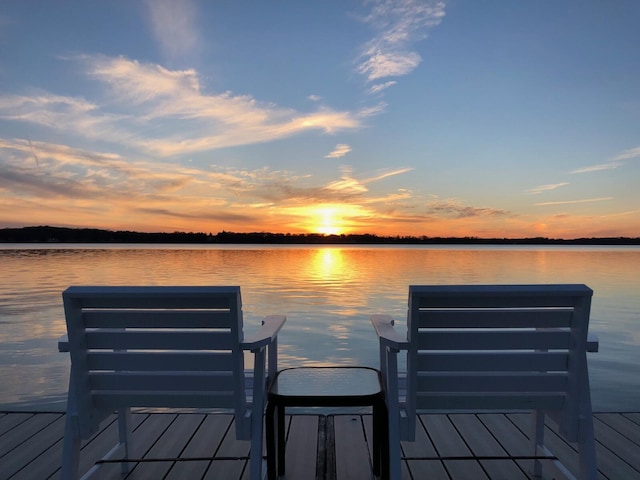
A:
1 245 640 411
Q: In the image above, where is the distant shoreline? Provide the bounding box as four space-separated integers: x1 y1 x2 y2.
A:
1 226 639 245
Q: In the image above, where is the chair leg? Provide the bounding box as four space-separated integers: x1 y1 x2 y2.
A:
118 408 133 475
266 401 277 480
61 373 81 480
388 422 401 480
385 348 402 480
248 416 264 480
249 348 267 480
531 410 545 478
61 412 81 480
578 416 598 480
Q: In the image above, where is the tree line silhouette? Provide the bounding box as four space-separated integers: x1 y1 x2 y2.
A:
1 226 639 245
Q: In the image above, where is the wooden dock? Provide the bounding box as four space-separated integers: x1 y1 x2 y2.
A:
1 411 639 479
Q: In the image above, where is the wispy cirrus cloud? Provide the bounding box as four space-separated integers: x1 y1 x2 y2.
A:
571 162 623 174
357 0 446 82
535 197 613 206
362 166 413 183
571 145 640 174
368 81 397 95
0 55 370 157
611 146 640 162
145 0 199 62
525 182 569 194
325 144 351 158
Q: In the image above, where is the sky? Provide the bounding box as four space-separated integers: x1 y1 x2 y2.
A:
1 1 639 239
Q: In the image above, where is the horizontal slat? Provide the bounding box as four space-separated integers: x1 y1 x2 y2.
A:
415 308 573 328
85 330 236 350
413 372 568 393
82 309 236 328
415 351 569 372
415 392 566 411
87 351 236 371
89 372 237 392
409 284 591 309
64 286 241 309
414 330 571 350
93 391 238 409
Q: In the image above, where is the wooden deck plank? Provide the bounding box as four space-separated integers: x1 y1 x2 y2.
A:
215 417 250 458
623 412 640 426
477 459 529 480
0 412 33 437
421 415 492 480
406 459 450 480
47 414 138 480
593 415 640 476
449 414 529 480
420 414 471 458
2 411 640 479
0 412 61 459
77 414 150 477
181 413 234 458
401 413 439 460
363 413 374 466
9 439 61 480
145 413 205 459
508 412 612 480
592 439 640 480
285 415 318 480
507 413 577 478
82 414 180 480
203 459 246 480
596 413 640 447
449 414 507 457
0 413 65 479
164 460 211 480
445 459 490 480
476 413 531 457
128 413 177 458
403 416 445 479
105 415 209 480
333 414 371 480
124 460 175 479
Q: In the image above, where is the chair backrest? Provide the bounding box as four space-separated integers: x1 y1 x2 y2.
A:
406 284 593 440
63 286 246 438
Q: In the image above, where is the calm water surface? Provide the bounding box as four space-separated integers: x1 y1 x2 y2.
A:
0 244 638 412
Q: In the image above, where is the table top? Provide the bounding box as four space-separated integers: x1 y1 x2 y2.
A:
269 366 382 399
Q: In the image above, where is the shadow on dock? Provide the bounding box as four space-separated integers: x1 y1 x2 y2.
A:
1 411 639 479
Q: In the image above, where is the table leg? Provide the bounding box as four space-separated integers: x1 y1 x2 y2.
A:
373 397 390 480
277 404 286 475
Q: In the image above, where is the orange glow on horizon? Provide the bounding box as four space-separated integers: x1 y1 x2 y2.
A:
297 204 368 235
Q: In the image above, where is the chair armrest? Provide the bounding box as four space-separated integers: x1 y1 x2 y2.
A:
58 334 69 352
371 315 408 350
242 315 286 351
587 333 599 353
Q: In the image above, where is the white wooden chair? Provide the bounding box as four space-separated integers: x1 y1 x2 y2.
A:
58 286 285 480
372 284 599 480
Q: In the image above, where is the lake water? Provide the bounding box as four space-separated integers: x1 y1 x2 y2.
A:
0 244 638 412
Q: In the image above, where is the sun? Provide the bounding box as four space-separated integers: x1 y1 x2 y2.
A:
296 204 363 235
315 208 342 235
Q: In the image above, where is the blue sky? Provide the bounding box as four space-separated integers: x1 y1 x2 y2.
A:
1 1 639 238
